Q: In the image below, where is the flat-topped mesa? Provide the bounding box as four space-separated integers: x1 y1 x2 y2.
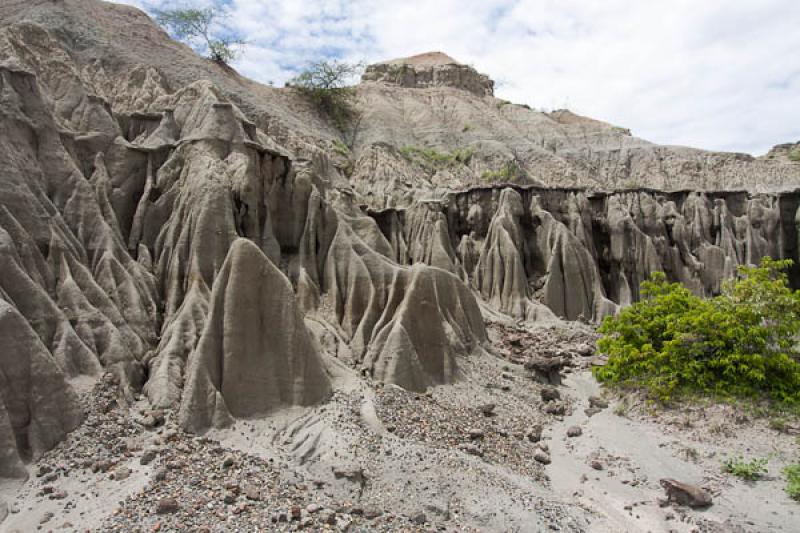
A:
361 51 494 97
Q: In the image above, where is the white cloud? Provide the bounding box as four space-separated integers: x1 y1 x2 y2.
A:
115 0 800 154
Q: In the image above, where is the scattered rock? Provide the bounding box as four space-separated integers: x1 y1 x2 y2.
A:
566 426 582 437
584 407 602 417
526 425 543 442
525 356 569 384
540 387 560 402
533 450 551 464
411 511 427 525
154 467 168 482
659 479 713 508
113 466 131 480
575 344 595 357
140 449 158 465
320 509 337 524
543 402 567 416
156 497 180 514
588 396 608 409
244 485 261 501
459 443 484 457
290 506 302 521
468 428 485 439
479 403 496 417
332 465 366 483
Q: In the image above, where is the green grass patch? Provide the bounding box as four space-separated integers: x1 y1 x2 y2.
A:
785 464 800 500
722 456 769 481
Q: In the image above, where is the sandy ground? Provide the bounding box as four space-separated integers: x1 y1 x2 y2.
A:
0 459 151 532
546 371 799 533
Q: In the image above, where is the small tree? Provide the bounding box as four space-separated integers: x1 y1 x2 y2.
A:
288 60 364 132
154 5 245 63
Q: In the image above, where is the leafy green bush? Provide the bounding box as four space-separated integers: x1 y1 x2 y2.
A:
288 60 363 131
593 258 800 407
481 161 524 183
789 149 800 162
785 464 800 500
722 456 769 480
399 146 473 169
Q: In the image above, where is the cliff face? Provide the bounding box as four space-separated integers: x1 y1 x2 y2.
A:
361 52 495 96
0 0 798 478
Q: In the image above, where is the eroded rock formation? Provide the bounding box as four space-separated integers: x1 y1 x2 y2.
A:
178 239 331 432
370 187 799 321
0 0 799 478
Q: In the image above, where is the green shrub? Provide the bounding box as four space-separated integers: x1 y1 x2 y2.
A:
789 149 800 162
288 60 363 131
399 146 473 169
481 161 524 183
593 258 800 407
722 456 768 480
785 464 800 500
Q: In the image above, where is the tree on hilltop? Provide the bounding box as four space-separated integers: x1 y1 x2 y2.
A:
154 4 246 64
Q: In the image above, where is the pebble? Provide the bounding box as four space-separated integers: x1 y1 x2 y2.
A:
534 450 552 464
156 497 179 514
540 387 561 402
140 448 158 465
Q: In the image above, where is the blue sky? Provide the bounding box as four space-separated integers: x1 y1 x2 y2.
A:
117 0 800 155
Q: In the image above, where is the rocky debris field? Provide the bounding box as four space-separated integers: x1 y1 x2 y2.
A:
1 376 419 532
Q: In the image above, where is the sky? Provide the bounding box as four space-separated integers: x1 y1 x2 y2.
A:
116 0 800 155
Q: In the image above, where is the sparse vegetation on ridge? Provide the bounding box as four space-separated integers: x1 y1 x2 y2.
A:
332 139 350 156
399 145 474 169
789 148 800 162
594 258 800 409
481 161 525 183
